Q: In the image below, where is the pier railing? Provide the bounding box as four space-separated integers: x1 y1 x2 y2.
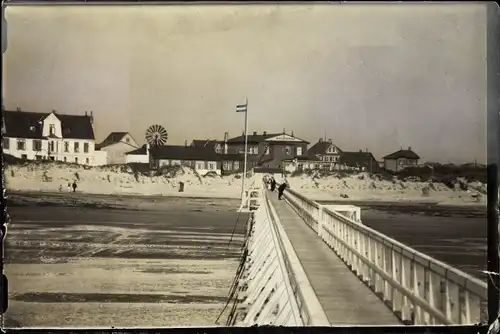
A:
231 184 329 326
282 187 488 325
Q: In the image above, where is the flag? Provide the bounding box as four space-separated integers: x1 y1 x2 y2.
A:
236 100 247 113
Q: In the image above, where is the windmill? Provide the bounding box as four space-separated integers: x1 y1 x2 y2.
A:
145 124 168 147
145 124 168 170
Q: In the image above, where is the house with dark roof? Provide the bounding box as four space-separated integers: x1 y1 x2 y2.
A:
149 145 224 175
3 107 97 165
125 144 150 164
339 150 379 173
383 147 420 172
307 138 343 170
224 130 309 170
95 132 140 165
190 139 223 154
283 138 379 173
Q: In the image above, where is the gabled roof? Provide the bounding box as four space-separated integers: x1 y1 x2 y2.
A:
96 132 136 150
308 141 342 155
3 109 95 140
283 154 321 162
190 139 222 149
383 149 420 160
227 132 309 144
125 144 148 155
340 151 377 168
149 145 222 161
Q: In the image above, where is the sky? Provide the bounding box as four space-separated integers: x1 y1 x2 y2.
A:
2 3 488 163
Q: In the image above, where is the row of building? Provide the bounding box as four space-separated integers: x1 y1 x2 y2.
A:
2 108 421 174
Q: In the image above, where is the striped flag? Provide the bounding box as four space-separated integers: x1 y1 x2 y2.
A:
236 100 247 113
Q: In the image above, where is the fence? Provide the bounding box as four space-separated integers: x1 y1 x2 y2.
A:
282 187 488 325
230 184 329 326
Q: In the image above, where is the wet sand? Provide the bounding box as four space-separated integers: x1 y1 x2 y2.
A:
4 192 248 328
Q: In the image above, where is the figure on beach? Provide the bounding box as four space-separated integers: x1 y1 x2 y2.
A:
72 181 77 193
67 182 72 192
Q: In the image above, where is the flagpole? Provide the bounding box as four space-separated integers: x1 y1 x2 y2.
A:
241 97 249 202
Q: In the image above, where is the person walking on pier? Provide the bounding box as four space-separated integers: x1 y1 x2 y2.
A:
278 181 288 200
270 177 277 192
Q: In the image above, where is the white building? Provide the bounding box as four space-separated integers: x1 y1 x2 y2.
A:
125 144 150 164
95 132 140 165
3 108 98 165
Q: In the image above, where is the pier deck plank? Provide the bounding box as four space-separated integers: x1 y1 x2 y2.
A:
267 191 401 325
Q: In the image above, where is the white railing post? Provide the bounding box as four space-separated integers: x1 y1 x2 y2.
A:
279 187 488 325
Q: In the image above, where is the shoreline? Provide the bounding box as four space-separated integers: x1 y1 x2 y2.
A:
6 189 242 202
6 188 487 211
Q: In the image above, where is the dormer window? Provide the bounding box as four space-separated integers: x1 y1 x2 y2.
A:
29 125 35 132
49 124 55 135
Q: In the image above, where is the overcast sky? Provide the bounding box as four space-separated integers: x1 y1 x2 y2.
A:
2 4 487 163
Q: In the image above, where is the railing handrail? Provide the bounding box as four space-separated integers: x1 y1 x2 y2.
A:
262 181 330 326
261 187 304 325
283 186 487 300
322 205 487 299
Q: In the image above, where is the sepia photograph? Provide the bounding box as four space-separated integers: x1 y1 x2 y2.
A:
1 2 489 329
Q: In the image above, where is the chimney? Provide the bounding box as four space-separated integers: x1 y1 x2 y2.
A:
359 149 363 153
16 106 20 112
90 110 94 124
224 132 228 142
185 140 187 147
408 146 412 151
319 138 323 143
263 131 267 136
52 109 56 113
85 111 88 116
328 138 332 143
291 130 294 137
253 131 257 136
365 148 368 152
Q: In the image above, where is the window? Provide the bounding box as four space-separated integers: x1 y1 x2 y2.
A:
49 141 55 153
84 143 89 153
86 158 89 164
16 139 26 151
3 138 9 150
74 142 80 153
125 137 130 143
49 124 55 135
249 145 258 155
264 146 270 155
196 162 204 170
64 142 69 152
63 157 67 162
234 161 240 170
208 162 216 170
296 147 303 156
223 161 229 170
75 157 78 164
33 140 42 151
285 146 291 155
